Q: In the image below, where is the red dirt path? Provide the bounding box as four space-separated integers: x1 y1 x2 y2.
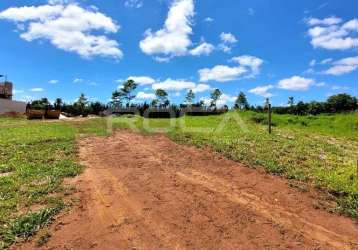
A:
19 131 358 249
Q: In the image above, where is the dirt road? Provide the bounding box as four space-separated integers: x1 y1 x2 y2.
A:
21 131 358 249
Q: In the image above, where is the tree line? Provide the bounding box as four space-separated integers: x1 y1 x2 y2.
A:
109 79 225 109
27 79 357 116
27 95 106 117
250 94 358 115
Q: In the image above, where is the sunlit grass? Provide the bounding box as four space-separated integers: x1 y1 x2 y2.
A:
0 118 107 248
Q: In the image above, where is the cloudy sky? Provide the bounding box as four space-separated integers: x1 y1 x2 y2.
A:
0 0 357 106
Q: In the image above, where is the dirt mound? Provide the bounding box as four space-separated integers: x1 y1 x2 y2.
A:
18 131 358 249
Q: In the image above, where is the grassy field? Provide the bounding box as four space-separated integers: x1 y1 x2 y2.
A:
0 112 357 247
0 118 108 248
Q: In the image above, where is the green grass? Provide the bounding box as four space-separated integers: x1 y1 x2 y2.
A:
111 111 358 218
245 111 358 139
0 118 108 248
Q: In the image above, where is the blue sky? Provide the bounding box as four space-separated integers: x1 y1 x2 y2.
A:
0 0 357 106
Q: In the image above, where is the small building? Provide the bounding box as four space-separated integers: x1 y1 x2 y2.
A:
0 81 26 115
0 81 13 100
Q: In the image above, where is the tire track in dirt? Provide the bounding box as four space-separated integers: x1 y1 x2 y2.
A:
18 131 358 250
176 169 355 249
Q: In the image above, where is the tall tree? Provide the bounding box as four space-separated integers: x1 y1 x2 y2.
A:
326 93 357 112
198 100 205 107
75 93 88 115
294 101 309 115
288 96 295 107
151 99 158 107
235 92 249 110
119 79 138 106
111 90 122 108
31 98 50 109
210 88 222 108
155 89 169 107
54 98 63 110
185 89 195 106
264 98 270 108
90 101 106 115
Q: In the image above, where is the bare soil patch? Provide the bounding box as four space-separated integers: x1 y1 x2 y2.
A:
18 131 358 249
0 172 12 178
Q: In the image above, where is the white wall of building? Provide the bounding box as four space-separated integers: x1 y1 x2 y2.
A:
0 99 26 114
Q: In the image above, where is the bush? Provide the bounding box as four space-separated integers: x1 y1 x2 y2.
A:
250 114 277 126
250 114 266 124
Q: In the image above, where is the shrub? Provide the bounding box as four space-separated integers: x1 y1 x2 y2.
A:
250 114 266 124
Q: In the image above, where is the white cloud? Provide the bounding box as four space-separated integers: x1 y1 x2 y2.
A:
0 3 122 59
29 87 44 92
139 0 194 58
277 76 314 91
0 5 64 22
342 19 358 31
334 56 358 66
200 97 211 106
252 76 321 94
136 91 155 100
230 55 264 77
152 78 196 91
189 42 215 56
306 16 342 26
73 78 84 83
303 68 315 74
220 32 237 43
204 17 214 23
315 82 326 87
249 85 274 98
306 17 358 50
124 0 144 8
199 65 247 82
324 56 358 75
127 76 156 85
325 65 357 76
154 56 171 63
309 59 316 67
199 55 263 82
218 32 237 53
147 78 210 93
19 95 35 102
218 44 232 53
201 94 236 107
217 94 236 106
320 58 333 64
117 75 210 93
48 79 58 84
191 83 211 93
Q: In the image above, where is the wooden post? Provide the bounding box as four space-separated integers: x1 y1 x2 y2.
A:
268 103 272 134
